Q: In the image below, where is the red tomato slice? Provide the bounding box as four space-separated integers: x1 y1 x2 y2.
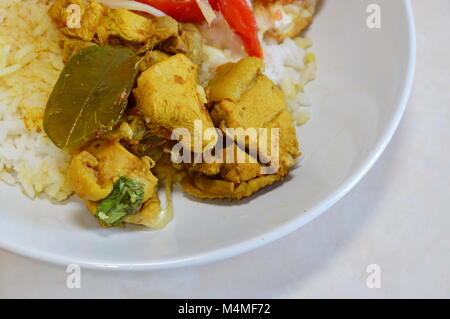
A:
215 0 263 58
135 0 205 22
135 0 263 58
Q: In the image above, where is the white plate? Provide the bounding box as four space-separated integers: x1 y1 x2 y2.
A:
0 0 416 270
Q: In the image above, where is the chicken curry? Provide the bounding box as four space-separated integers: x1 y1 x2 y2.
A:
43 0 316 229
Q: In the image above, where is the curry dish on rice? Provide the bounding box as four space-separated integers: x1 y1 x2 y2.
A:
0 0 318 229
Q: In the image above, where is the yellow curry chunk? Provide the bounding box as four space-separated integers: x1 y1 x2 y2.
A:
83 139 157 202
181 144 279 200
49 0 177 45
67 151 113 201
134 54 217 153
209 58 299 171
67 139 162 227
206 57 264 103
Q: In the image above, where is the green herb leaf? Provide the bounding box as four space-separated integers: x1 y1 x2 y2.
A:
96 176 145 226
44 46 140 149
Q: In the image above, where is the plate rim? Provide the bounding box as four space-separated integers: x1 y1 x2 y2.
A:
0 0 417 270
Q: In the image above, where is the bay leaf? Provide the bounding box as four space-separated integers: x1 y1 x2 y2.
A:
44 46 140 149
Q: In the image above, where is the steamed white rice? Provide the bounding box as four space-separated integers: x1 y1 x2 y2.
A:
0 0 72 201
0 0 316 202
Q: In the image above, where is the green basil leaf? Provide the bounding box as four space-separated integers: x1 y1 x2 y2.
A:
96 176 145 226
44 46 140 149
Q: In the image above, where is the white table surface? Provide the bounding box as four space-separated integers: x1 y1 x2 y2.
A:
0 0 449 299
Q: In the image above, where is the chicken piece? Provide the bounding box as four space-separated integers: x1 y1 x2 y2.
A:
134 54 217 153
182 173 281 200
49 0 176 45
99 8 154 44
209 58 299 171
206 57 264 103
84 139 157 202
211 75 286 128
49 0 106 42
208 58 285 127
67 151 113 201
68 139 158 202
69 139 162 227
181 144 280 200
254 0 318 42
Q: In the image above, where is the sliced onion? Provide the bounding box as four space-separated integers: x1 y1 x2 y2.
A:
195 0 217 25
97 0 167 17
